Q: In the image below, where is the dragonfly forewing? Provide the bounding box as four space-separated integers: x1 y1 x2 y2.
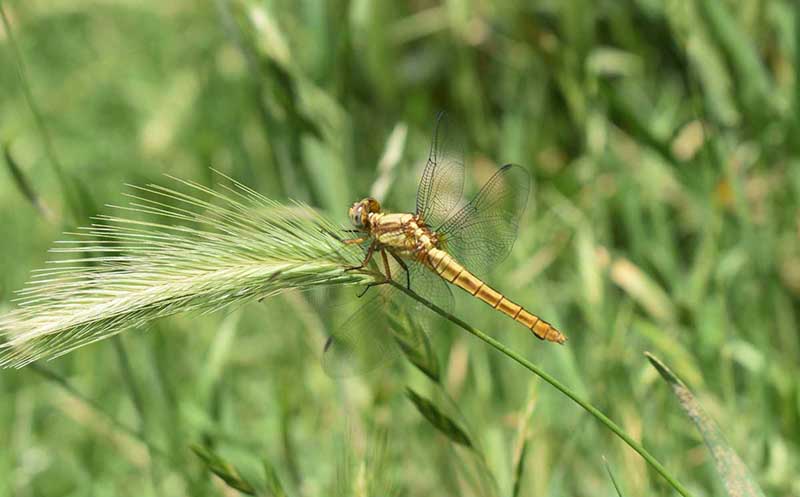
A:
321 264 448 378
416 112 465 230
321 288 401 377
407 261 455 315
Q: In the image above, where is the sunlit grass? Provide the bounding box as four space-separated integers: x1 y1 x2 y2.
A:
0 0 796 496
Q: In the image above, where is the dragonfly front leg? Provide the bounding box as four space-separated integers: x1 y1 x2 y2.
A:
344 240 376 272
342 236 370 245
318 227 363 243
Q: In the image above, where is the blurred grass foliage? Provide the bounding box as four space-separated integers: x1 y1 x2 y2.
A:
0 0 798 496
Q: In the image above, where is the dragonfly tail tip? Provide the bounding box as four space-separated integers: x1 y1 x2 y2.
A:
549 328 567 345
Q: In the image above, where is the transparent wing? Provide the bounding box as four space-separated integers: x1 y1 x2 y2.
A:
321 287 402 377
386 307 441 383
321 258 451 378
407 261 454 315
416 112 465 230
437 164 531 278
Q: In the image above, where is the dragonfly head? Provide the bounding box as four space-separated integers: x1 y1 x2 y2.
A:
349 197 381 229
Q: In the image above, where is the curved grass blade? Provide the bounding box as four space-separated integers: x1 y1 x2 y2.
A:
0 4 83 223
603 456 626 497
321 256 448 378
406 384 498 497
263 459 288 497
322 288 441 379
393 280 694 497
645 352 767 497
191 444 257 495
388 308 440 383
696 0 773 113
511 390 536 497
2 143 53 221
322 288 402 377
406 387 472 448
511 440 528 497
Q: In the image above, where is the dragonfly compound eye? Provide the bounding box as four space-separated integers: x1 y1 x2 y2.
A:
349 203 365 228
350 198 381 228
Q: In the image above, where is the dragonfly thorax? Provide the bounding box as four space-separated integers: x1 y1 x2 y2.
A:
367 211 441 260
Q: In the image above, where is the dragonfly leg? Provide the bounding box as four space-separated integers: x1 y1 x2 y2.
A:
319 226 344 242
354 249 395 298
319 226 363 242
343 236 370 245
356 280 390 298
388 251 411 289
380 249 392 281
345 241 376 271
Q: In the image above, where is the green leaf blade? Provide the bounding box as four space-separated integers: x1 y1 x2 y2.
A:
406 387 472 448
191 444 258 496
389 312 441 383
646 352 767 497
603 456 626 497
263 459 288 497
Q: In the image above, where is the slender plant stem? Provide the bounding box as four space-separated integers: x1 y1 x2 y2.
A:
0 2 79 221
29 364 170 459
112 337 147 427
390 280 694 497
111 336 163 491
2 10 162 480
213 0 309 201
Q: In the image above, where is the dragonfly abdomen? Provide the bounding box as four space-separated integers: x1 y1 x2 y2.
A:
425 247 566 344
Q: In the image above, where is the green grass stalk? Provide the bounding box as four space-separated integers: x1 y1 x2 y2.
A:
29 363 170 460
0 1 80 221
390 280 694 497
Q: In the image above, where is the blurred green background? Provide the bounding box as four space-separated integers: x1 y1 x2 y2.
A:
1 0 799 496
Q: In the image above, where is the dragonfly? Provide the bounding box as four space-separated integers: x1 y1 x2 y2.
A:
323 114 565 376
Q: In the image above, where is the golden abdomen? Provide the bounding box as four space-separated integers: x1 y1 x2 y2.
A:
424 247 566 344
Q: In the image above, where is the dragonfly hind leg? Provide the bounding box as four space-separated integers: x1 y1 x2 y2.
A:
356 280 389 298
356 249 401 298
356 252 390 298
350 246 393 298
380 249 393 280
358 249 394 298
